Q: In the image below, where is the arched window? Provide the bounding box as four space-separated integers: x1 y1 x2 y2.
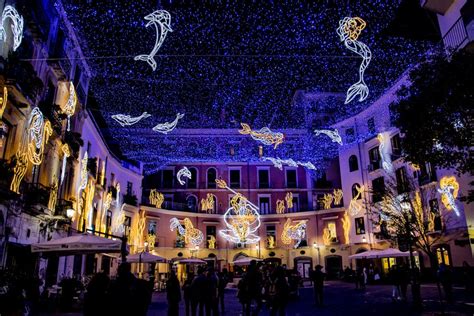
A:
207 168 217 189
435 245 451 266
187 167 198 189
186 195 198 212
352 183 362 199
349 155 359 172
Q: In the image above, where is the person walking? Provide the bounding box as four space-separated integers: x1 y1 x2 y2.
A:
389 265 401 301
399 264 410 301
237 273 250 316
84 272 110 316
167 271 182 316
244 260 263 316
311 265 325 307
191 267 209 316
217 269 229 313
269 266 290 316
182 273 195 316
206 267 219 316
438 263 454 304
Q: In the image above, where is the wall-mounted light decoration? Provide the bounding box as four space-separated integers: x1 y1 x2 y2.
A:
336 17 371 104
438 176 460 216
267 235 276 249
342 212 351 245
112 204 126 235
134 10 173 71
60 144 70 184
0 5 23 51
84 180 95 229
217 179 261 244
333 189 343 206
239 123 284 149
149 189 164 208
200 193 215 213
115 182 121 205
261 157 316 171
176 166 191 185
48 176 59 212
131 210 147 249
170 217 204 247
348 184 364 216
314 129 343 145
322 193 333 210
111 112 151 127
427 212 436 232
62 82 77 131
377 133 393 172
0 86 7 119
100 160 105 186
79 151 88 192
323 227 331 246
147 234 156 248
276 199 285 214
10 151 27 193
285 192 293 209
27 108 52 165
152 113 184 134
208 235 216 249
281 218 307 249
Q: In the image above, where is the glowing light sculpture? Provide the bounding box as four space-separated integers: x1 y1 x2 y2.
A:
267 235 275 249
0 86 7 119
134 10 173 71
333 189 343 206
111 112 151 127
348 184 364 216
377 134 393 172
262 157 314 170
60 144 70 184
336 17 372 104
342 212 351 244
0 5 23 51
170 217 204 247
276 199 285 214
103 192 112 212
78 151 88 192
149 189 164 208
84 181 95 229
112 204 126 235
314 129 343 145
438 176 460 216
323 228 331 246
147 234 156 247
177 166 191 185
62 82 77 131
152 113 184 134
116 182 121 205
208 235 216 249
285 192 293 209
217 179 261 244
322 194 333 209
200 193 215 213
239 123 284 149
48 176 58 211
10 151 27 193
27 108 52 165
297 161 317 170
281 218 307 249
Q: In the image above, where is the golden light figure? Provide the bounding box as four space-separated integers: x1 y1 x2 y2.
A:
149 189 164 208
48 176 59 212
238 123 284 149
83 181 95 229
147 234 156 248
322 193 333 210
100 191 113 231
0 86 7 119
281 218 307 248
285 192 293 209
170 217 204 247
201 193 214 213
333 189 343 206
322 228 331 246
348 184 364 216
427 212 436 232
341 212 351 245
130 210 146 249
112 204 126 234
10 151 28 193
438 176 460 216
342 17 366 41
62 82 77 131
208 235 216 249
276 199 285 214
267 235 276 249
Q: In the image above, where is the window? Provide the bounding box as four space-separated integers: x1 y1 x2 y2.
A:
229 169 241 188
286 169 297 188
258 169 270 188
259 196 270 214
186 195 198 212
187 168 197 188
266 225 276 248
163 195 173 209
351 183 362 199
126 181 133 195
367 117 375 134
206 226 216 249
162 170 174 188
391 134 402 157
396 167 409 194
372 177 385 203
348 155 359 172
368 147 381 171
436 246 450 265
327 221 338 242
207 168 217 188
287 196 299 212
345 128 355 143
355 217 365 235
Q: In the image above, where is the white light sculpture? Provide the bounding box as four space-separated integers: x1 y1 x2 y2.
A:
348 184 364 216
261 157 314 170
60 144 70 184
297 161 316 170
170 217 203 247
111 112 151 127
152 113 184 134
239 123 284 149
377 133 393 172
281 218 307 249
176 166 191 185
0 5 23 51
216 179 261 244
337 17 372 104
27 107 52 165
62 82 77 131
438 176 460 217
79 151 88 191
134 10 173 71
112 204 126 235
314 129 343 145
116 182 121 205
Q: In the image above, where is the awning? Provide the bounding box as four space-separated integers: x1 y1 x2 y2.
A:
232 257 263 266
31 233 122 255
123 251 167 263
174 258 207 265
348 248 418 259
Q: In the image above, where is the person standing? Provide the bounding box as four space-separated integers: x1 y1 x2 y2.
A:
399 264 410 301
191 267 209 316
389 265 400 301
438 263 454 304
269 266 290 316
311 265 325 307
206 267 219 316
244 260 263 316
167 271 181 316
217 269 229 313
182 273 195 316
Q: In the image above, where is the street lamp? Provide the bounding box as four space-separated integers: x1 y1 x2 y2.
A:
144 241 149 252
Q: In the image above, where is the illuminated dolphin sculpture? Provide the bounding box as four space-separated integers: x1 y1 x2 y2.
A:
112 112 151 127
337 17 372 104
176 166 192 185
152 113 184 134
134 10 173 71
0 5 23 51
314 129 343 145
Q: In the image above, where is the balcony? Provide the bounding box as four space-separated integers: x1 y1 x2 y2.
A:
420 0 454 15
443 16 470 54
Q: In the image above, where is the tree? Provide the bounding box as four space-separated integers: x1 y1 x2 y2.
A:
390 50 473 201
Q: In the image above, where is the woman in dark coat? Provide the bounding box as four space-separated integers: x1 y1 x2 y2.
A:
167 271 182 316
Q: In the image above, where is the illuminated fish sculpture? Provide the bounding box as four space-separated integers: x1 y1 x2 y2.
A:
112 112 151 127
0 5 23 51
336 17 372 104
239 123 284 149
152 113 184 134
314 129 343 145
176 166 192 185
170 217 203 247
135 10 173 71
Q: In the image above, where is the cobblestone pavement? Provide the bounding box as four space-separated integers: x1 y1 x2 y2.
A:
147 281 474 316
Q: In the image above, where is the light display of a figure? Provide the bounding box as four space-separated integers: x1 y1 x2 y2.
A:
239 123 284 149
176 166 192 185
170 217 204 247
281 218 307 248
112 112 151 127
438 176 460 216
0 5 23 51
152 113 184 134
314 129 343 145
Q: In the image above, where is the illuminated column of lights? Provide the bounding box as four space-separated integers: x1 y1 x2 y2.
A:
0 5 24 51
323 228 331 246
100 191 113 232
276 199 285 214
285 192 293 209
83 181 95 229
62 82 77 131
0 86 7 119
152 113 184 134
342 213 351 245
149 189 164 208
208 235 216 249
78 151 88 191
377 133 393 172
131 210 146 249
333 189 343 206
348 184 364 216
281 218 307 249
438 176 460 216
322 193 333 209
313 129 343 145
60 144 70 184
239 123 284 149
48 176 59 212
176 166 191 185
10 151 28 193
170 217 203 247
216 179 261 244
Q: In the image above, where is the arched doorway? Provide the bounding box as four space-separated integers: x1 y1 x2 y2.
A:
325 255 342 279
294 256 313 279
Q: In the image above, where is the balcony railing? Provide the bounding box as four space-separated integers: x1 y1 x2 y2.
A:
443 16 469 54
